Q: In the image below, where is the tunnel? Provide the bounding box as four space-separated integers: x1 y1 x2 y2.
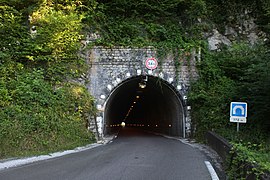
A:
103 75 185 137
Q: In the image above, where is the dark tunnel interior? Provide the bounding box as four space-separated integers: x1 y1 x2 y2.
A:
104 75 185 137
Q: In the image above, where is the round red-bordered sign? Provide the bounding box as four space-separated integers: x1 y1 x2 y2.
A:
145 58 158 70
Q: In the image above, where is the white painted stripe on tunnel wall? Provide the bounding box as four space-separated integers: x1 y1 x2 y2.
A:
204 161 219 180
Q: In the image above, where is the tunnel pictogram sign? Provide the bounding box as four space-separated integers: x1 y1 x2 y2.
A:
230 102 247 123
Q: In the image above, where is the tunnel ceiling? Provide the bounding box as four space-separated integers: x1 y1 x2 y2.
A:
104 75 184 137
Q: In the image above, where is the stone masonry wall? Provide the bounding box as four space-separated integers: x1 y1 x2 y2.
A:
85 46 199 138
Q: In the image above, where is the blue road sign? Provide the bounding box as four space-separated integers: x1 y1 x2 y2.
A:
230 102 247 117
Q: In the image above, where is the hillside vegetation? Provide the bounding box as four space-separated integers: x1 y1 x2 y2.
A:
0 0 269 177
0 0 96 158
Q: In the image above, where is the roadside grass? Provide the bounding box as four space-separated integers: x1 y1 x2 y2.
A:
0 135 96 160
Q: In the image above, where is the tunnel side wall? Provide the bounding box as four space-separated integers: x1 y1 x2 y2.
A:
85 47 198 138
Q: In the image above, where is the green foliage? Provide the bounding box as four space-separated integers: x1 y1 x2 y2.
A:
240 50 270 132
0 1 88 81
189 49 237 137
189 43 270 138
189 42 270 177
0 66 96 158
228 142 270 179
97 0 181 19
86 0 206 49
213 43 270 133
28 3 86 80
0 5 28 63
0 1 96 159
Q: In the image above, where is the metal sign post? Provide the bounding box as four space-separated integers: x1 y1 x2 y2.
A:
230 102 248 132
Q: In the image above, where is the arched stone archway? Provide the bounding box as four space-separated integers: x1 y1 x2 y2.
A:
103 75 186 137
85 47 197 138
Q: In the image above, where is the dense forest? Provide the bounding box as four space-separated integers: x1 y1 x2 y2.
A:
0 0 270 177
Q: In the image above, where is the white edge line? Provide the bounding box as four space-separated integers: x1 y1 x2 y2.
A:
0 143 102 171
204 161 219 180
140 132 220 180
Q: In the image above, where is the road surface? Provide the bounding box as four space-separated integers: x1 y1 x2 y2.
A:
0 128 217 180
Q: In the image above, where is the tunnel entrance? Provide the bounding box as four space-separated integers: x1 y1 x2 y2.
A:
103 75 185 137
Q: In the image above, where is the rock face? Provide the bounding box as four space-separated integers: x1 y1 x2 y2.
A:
208 29 232 50
207 10 263 50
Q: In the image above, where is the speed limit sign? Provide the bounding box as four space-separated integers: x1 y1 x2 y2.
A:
145 58 158 70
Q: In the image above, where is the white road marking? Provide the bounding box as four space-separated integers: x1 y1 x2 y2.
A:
0 143 102 171
204 161 219 180
0 135 118 171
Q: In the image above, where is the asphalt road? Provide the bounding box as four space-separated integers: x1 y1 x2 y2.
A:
0 128 214 180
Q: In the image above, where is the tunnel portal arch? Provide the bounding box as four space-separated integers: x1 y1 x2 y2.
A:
86 47 198 139
103 75 186 137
